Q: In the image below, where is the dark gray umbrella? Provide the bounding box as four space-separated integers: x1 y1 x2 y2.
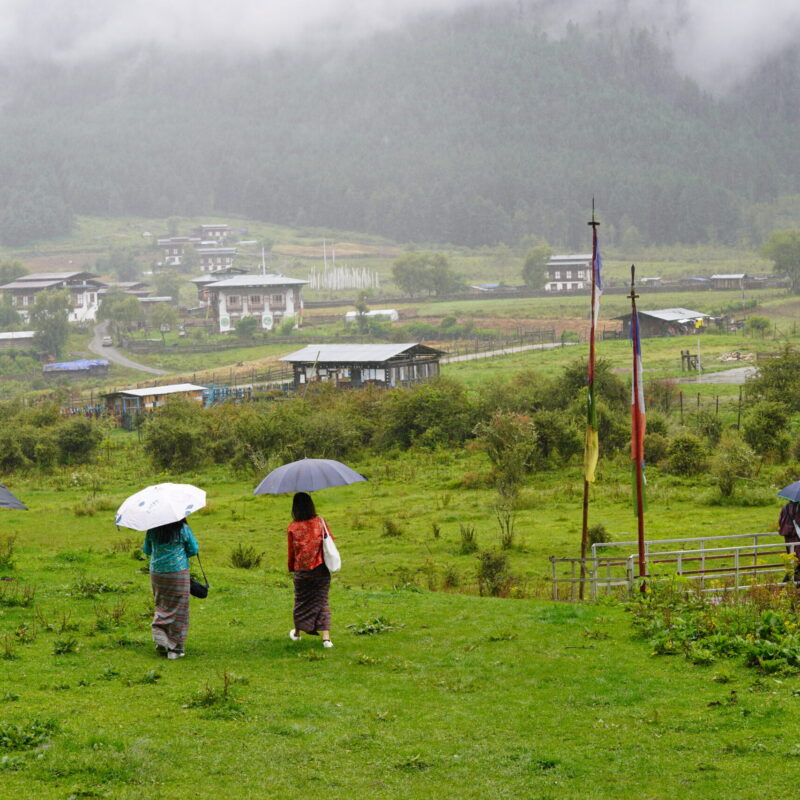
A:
0 485 27 511
253 458 366 495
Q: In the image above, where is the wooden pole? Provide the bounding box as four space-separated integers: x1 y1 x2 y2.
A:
629 264 647 586
580 205 600 599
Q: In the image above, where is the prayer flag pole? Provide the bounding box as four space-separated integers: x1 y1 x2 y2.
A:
629 264 647 584
580 203 602 598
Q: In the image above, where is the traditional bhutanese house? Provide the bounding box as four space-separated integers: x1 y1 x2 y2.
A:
43 358 109 378
615 308 712 338
281 343 444 389
101 383 207 418
0 331 36 351
155 236 200 268
544 254 591 292
0 271 105 323
99 281 152 299
194 224 230 242
190 268 250 308
204 274 308 333
710 273 747 290
197 247 237 273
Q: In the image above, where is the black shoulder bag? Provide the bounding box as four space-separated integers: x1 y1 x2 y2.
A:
190 553 210 599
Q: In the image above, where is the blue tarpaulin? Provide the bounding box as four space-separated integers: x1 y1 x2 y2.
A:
43 359 109 373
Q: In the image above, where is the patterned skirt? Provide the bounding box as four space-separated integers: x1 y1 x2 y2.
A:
293 563 331 634
150 569 190 652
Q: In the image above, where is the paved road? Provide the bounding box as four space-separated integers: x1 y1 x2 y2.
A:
442 341 578 363
679 365 757 385
87 322 168 376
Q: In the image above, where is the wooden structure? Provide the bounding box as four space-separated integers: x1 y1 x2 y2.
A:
615 308 711 338
101 383 206 420
0 330 36 350
281 343 444 389
710 273 747 290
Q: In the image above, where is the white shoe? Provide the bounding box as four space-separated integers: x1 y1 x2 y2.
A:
167 650 184 660
323 639 333 648
289 629 301 641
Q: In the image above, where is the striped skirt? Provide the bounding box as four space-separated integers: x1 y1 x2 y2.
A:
293 563 331 635
150 569 190 652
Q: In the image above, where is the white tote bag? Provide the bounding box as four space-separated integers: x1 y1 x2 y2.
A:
321 518 341 572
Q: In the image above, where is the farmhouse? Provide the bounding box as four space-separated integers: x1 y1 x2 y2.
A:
155 236 200 268
710 273 747 290
197 247 238 273
544 254 591 292
101 383 207 420
0 271 105 323
194 223 230 242
204 274 308 333
281 343 444 389
615 308 712 338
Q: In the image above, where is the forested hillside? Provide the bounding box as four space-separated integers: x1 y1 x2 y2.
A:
0 5 798 249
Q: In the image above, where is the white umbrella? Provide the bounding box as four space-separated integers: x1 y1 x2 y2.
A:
115 483 206 531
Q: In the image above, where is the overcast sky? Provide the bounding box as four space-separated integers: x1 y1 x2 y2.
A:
1 0 798 92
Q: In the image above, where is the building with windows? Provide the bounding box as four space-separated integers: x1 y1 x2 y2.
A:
197 247 238 273
544 254 592 292
0 271 105 323
204 274 308 332
281 343 444 389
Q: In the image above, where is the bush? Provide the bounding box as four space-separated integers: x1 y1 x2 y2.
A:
477 551 512 597
644 432 669 465
458 524 478 555
142 400 211 471
693 409 723 447
741 400 791 458
711 434 757 498
645 378 679 414
587 524 611 547
229 543 263 569
665 433 708 476
55 417 103 464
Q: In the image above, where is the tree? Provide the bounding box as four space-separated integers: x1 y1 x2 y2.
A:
746 346 800 412
391 252 459 297
521 245 552 288
234 315 259 339
0 295 21 330
762 229 800 293
98 292 144 339
30 290 70 358
95 247 139 281
354 291 370 333
153 273 182 305
149 304 180 343
0 258 28 285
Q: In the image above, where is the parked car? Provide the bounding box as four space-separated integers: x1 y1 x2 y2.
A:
101 336 113 347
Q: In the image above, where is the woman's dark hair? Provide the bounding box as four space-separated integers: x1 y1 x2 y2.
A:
149 519 186 545
292 492 316 522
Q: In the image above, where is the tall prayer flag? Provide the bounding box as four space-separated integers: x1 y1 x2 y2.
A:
630 295 647 516
583 225 603 482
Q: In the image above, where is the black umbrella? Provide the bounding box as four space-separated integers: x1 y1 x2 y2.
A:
0 485 27 511
253 458 366 495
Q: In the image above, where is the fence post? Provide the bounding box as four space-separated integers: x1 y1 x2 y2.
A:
550 557 558 601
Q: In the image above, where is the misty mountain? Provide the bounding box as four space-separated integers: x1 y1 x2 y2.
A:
0 8 798 249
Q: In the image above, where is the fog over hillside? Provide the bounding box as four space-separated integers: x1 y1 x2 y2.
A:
0 1 798 250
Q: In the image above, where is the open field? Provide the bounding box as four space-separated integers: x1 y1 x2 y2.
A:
0 442 798 798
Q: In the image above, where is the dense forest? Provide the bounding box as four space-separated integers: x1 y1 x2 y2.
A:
0 4 799 249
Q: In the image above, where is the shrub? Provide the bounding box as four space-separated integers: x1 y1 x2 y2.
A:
587 524 611 547
645 378 679 414
741 400 791 458
55 417 103 464
0 536 15 570
665 433 708 476
229 543 264 569
458 524 478 554
693 409 723 447
745 315 771 337
477 551 512 597
711 434 757 498
746 346 800 412
644 432 669 465
142 400 211 471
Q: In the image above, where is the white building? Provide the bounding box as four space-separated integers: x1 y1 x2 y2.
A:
0 271 105 323
204 274 308 333
544 254 592 292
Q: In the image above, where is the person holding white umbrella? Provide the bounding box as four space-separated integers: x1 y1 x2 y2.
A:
115 483 205 660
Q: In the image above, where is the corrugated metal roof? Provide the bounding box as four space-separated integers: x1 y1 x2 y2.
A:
0 331 35 340
110 383 207 398
281 343 439 363
206 275 308 288
640 308 711 322
710 274 746 280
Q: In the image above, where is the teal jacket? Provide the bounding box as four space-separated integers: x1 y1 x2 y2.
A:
143 523 199 573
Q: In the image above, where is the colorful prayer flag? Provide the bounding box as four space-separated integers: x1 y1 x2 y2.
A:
583 227 603 483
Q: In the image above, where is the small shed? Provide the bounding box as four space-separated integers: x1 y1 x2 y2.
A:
0 331 36 350
344 309 399 323
43 358 109 378
281 343 444 389
615 308 712 338
710 273 747 290
101 383 207 419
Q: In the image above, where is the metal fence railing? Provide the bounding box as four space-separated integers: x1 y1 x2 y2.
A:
550 532 795 601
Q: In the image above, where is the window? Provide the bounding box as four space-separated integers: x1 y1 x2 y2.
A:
271 294 285 305
249 295 262 306
227 295 240 306
566 271 572 279
554 271 561 279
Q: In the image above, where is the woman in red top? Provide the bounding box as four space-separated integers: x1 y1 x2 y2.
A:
287 492 333 648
